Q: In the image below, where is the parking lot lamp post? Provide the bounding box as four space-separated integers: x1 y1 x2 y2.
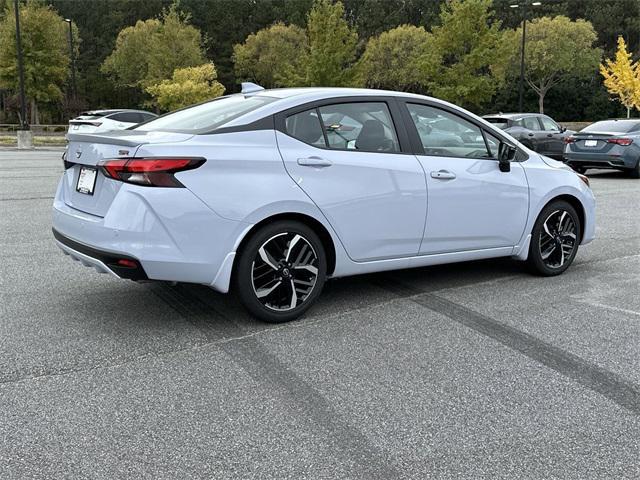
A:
14 0 32 148
510 1 542 112
64 19 77 100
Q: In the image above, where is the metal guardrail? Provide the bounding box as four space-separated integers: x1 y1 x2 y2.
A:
0 124 68 135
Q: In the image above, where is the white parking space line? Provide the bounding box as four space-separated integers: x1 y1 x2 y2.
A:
574 299 640 318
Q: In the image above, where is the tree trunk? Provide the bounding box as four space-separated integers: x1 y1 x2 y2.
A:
30 99 40 125
627 106 631 119
538 93 545 114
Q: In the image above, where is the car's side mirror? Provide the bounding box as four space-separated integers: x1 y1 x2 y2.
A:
498 142 516 172
559 126 567 133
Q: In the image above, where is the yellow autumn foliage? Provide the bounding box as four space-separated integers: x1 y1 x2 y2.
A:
600 36 640 117
147 63 225 111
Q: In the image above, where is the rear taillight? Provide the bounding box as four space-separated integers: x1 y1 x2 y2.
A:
606 138 633 146
98 157 205 187
564 136 576 144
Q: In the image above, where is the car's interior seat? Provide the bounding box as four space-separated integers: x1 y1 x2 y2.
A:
294 113 323 145
356 120 391 151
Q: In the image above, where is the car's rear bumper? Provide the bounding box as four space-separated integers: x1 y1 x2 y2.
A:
563 152 637 170
52 176 248 291
53 228 149 280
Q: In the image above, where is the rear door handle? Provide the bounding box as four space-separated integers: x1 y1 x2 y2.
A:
547 134 553 137
430 170 456 180
297 157 332 167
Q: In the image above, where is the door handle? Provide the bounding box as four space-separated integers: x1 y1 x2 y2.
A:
528 133 535 137
297 157 332 167
547 134 553 137
430 170 456 180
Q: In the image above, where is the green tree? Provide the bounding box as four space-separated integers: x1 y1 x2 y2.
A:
429 0 508 109
233 22 308 88
302 0 358 86
510 16 602 114
0 1 78 124
356 25 437 92
101 5 206 93
147 63 225 111
600 36 640 118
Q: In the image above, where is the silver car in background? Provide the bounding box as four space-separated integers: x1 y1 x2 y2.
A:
68 109 157 134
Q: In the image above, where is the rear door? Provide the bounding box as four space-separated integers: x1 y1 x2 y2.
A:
276 98 427 262
401 101 529 254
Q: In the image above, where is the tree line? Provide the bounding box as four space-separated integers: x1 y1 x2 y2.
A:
1 0 639 124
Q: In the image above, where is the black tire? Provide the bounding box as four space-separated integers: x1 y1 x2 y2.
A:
527 200 581 276
628 160 640 179
234 220 326 323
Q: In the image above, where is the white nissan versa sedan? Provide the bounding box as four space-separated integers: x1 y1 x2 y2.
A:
53 85 595 322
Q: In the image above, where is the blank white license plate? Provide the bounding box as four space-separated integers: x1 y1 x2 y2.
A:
76 166 97 195
584 140 598 147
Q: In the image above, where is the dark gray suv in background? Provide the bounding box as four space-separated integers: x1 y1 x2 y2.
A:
484 113 574 160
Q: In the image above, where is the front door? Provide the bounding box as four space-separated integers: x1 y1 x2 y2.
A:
403 102 530 255
539 115 565 158
276 101 427 262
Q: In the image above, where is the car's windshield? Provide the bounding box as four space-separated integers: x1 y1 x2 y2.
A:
581 120 640 134
135 95 277 133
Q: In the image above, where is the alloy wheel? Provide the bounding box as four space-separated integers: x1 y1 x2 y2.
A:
251 232 319 311
538 209 578 269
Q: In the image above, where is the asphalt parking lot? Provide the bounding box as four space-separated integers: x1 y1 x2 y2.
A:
1 148 639 479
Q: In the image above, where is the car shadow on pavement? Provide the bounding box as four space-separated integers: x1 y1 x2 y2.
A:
143 257 526 331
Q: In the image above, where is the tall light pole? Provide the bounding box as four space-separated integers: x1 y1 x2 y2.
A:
13 0 28 130
510 1 542 112
64 19 77 100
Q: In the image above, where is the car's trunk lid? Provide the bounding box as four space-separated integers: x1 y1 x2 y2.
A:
63 130 193 217
571 131 618 153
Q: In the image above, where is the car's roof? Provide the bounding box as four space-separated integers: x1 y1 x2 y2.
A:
223 87 447 127
250 87 423 100
81 109 155 115
483 113 540 119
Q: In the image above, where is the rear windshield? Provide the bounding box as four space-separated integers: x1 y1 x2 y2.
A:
484 118 510 129
135 95 277 133
581 120 640 133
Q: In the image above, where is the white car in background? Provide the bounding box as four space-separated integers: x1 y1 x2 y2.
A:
68 109 157 134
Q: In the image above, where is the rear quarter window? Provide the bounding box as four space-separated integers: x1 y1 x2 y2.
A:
135 95 277 133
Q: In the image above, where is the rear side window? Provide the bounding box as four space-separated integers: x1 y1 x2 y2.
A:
109 112 141 123
523 116 541 130
318 102 400 152
135 95 277 133
484 118 510 129
285 109 325 147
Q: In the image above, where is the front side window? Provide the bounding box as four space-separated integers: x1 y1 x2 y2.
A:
484 130 501 158
407 104 491 159
318 102 400 153
285 109 325 147
540 116 560 131
135 95 277 133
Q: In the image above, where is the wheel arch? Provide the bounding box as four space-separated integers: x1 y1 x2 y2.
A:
233 212 337 278
542 194 586 242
